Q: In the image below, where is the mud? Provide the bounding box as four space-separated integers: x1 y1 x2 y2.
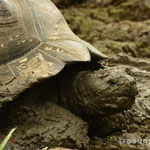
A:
57 0 150 149
0 76 38 111
0 86 89 149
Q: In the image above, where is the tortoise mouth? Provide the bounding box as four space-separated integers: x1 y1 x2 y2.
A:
103 96 135 114
89 95 135 116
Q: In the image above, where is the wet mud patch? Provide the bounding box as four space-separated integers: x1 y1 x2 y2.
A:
0 81 89 149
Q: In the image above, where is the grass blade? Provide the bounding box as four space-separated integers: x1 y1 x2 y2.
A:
0 128 16 150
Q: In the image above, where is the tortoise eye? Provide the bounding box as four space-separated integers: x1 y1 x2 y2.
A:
107 79 116 86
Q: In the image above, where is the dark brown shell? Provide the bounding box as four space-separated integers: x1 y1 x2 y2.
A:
0 0 107 78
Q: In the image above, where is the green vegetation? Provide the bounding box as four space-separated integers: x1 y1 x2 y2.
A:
0 128 16 150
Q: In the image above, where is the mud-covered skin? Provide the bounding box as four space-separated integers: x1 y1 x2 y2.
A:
0 64 137 118
60 66 137 118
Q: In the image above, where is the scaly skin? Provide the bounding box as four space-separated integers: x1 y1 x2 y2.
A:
60 66 137 119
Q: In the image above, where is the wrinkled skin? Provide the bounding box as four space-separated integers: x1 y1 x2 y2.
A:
59 64 137 119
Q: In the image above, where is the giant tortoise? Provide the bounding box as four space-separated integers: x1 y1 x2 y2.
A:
0 1 137 148
0 0 137 149
0 0 137 116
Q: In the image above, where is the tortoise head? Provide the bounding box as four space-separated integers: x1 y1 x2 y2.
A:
68 66 137 117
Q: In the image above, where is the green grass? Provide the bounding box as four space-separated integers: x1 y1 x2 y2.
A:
0 128 16 150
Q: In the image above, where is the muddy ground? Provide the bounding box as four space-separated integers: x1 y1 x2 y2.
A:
0 0 150 149
58 0 150 149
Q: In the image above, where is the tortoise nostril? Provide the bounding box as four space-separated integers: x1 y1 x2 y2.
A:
107 79 116 86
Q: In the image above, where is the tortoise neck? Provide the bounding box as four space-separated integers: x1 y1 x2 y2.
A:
58 63 103 119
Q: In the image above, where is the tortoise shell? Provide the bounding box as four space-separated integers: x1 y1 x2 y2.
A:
0 0 107 78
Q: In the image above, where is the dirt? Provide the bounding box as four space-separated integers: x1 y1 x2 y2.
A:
0 74 92 149
0 0 150 149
